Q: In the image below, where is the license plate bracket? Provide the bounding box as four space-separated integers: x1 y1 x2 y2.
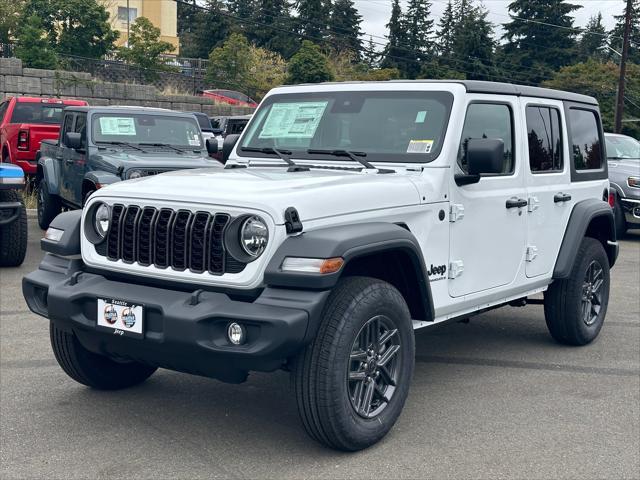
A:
97 298 144 337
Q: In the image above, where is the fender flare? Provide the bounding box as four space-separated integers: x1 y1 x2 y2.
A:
553 198 618 279
37 157 62 195
83 170 121 191
265 222 434 321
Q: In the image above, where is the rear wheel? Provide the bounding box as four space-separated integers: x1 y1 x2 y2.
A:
292 277 415 451
0 190 27 267
544 237 610 345
37 178 61 230
50 322 157 390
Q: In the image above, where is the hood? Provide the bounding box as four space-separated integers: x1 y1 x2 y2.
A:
89 150 219 172
608 159 640 177
96 167 422 223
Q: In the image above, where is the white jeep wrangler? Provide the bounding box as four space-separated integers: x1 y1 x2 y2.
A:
23 81 618 451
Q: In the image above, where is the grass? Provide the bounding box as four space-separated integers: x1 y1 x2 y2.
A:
22 187 37 210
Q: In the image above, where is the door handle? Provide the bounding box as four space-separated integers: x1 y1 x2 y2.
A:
506 197 528 209
554 193 572 203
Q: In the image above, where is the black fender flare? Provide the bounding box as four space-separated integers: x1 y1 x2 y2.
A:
265 222 434 321
553 199 618 279
38 157 62 195
84 170 121 190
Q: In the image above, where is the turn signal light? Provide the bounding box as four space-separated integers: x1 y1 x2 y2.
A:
281 257 344 274
608 191 615 208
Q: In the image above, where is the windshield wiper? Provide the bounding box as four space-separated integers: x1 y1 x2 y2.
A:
240 147 309 172
96 141 146 152
137 143 185 154
307 149 394 174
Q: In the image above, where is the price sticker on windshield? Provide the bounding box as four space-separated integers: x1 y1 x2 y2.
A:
99 117 137 136
259 102 328 139
407 140 434 154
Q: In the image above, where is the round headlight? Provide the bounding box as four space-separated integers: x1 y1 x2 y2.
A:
93 203 111 238
128 170 145 179
240 216 268 258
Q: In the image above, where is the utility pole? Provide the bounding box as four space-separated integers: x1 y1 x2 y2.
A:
615 0 633 133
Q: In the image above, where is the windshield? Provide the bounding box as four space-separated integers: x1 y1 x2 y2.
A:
11 103 64 124
238 91 453 163
91 113 203 148
606 135 640 159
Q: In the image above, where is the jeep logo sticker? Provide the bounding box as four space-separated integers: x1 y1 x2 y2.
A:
428 263 447 281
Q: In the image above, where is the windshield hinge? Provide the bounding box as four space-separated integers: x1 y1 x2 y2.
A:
449 204 465 222
526 246 538 262
284 207 303 234
528 196 540 213
449 260 464 279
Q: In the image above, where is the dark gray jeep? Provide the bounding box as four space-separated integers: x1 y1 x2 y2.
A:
36 106 222 229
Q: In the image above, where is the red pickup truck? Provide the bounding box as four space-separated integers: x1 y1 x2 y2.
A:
0 96 88 175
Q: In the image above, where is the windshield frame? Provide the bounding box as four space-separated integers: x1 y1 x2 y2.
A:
89 112 204 149
237 90 454 164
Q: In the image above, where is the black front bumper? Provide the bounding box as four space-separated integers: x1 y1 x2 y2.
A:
23 255 329 383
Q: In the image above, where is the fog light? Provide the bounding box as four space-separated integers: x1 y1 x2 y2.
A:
227 322 246 345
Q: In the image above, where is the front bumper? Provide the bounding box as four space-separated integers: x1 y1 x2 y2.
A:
23 254 329 383
620 197 640 227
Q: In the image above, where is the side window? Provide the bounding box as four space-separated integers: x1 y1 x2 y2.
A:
74 113 87 148
526 106 563 173
569 109 602 170
61 114 75 146
458 103 514 175
0 101 8 123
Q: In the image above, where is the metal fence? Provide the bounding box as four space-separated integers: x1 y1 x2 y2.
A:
1 43 15 58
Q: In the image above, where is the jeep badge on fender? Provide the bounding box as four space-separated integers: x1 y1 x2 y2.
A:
23 80 618 451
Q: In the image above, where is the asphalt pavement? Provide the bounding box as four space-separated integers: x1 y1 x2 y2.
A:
1 218 638 479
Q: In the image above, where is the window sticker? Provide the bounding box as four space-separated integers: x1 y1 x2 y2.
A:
407 139 434 154
415 111 427 123
259 102 328 139
99 117 136 136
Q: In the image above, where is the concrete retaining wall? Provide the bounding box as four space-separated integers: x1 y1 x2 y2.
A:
0 58 254 117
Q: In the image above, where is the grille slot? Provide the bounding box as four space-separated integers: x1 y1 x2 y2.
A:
103 205 245 275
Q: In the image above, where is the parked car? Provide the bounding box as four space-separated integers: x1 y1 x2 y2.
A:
35 106 222 229
0 163 27 266
24 81 618 451
210 115 252 161
0 96 88 176
605 133 639 237
190 112 217 155
202 89 257 108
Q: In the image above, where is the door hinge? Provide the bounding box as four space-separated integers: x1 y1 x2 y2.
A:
526 246 538 262
449 204 465 222
528 196 540 213
449 260 464 279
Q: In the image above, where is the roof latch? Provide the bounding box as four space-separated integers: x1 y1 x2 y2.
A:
284 207 303 234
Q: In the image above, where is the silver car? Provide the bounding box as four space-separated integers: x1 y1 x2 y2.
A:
605 133 640 236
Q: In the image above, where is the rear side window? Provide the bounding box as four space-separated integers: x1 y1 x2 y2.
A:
458 103 514 175
61 114 74 146
10 103 64 124
0 101 8 122
526 106 563 173
74 114 87 148
569 109 602 170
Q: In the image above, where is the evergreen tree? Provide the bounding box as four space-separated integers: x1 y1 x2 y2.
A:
253 0 296 58
0 0 25 43
178 0 230 59
381 0 407 73
328 0 363 58
363 36 380 68
436 0 456 57
502 0 582 84
579 13 608 62
15 14 57 69
609 0 639 64
287 40 334 83
226 0 257 39
296 0 331 44
451 2 496 80
403 0 435 78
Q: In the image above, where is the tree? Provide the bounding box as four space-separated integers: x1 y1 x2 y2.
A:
296 0 331 43
206 32 253 91
451 2 496 81
227 0 257 39
117 17 175 78
21 0 118 59
436 0 456 57
381 0 407 73
0 0 25 43
610 0 639 64
543 59 640 139
578 13 608 62
178 0 230 59
502 0 582 84
15 15 57 69
247 45 287 98
403 0 434 78
328 0 363 58
253 0 296 58
286 40 334 83
363 36 380 69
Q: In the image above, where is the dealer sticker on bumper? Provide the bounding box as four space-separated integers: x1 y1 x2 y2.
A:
97 298 144 336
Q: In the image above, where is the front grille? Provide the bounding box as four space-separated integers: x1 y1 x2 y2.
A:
102 204 245 275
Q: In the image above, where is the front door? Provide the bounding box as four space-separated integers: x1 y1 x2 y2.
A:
59 113 75 202
69 112 88 206
449 98 527 298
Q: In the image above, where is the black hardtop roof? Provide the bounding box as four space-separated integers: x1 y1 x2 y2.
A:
291 79 598 106
62 105 195 116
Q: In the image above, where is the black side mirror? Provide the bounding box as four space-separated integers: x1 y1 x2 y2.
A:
206 139 218 155
222 134 240 163
455 138 504 186
65 132 83 151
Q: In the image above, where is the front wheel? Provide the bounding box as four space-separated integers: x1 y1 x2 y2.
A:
0 190 27 267
292 277 415 451
544 237 610 346
37 178 61 230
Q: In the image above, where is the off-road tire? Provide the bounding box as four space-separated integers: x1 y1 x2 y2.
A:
544 237 610 346
292 277 415 451
0 190 27 267
50 322 157 390
614 198 627 239
37 178 61 230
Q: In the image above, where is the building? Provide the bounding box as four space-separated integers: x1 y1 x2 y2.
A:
106 0 179 54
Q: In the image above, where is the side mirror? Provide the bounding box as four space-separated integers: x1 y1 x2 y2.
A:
222 134 240 163
65 132 83 151
456 138 504 186
206 138 218 155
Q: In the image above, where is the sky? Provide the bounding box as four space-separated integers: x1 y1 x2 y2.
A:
355 0 626 47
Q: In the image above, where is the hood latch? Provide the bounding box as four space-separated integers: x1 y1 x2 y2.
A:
284 207 303 234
